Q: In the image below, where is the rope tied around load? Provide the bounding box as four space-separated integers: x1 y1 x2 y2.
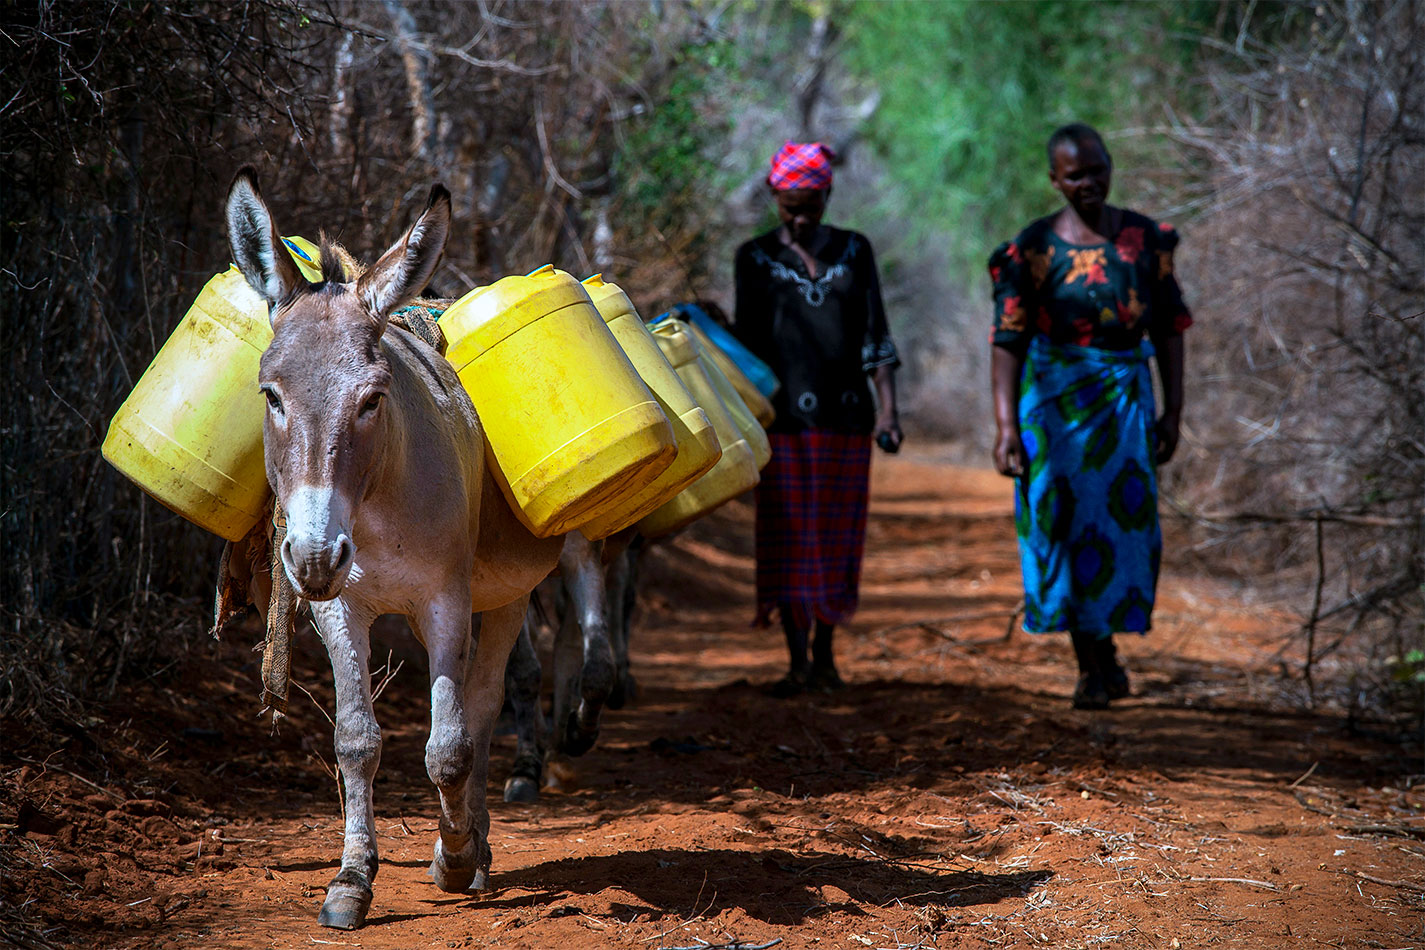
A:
390 303 447 353
259 503 299 723
212 500 302 728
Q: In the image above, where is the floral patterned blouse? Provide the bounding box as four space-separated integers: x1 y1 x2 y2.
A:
989 210 1192 353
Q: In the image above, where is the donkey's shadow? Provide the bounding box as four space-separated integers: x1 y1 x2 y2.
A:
464 846 1050 925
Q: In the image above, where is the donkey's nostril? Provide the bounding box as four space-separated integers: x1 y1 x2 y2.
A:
333 535 354 573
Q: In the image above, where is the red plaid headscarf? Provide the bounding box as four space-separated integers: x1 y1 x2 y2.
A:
767 141 835 191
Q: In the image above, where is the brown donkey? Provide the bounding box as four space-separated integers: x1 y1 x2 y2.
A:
226 169 562 929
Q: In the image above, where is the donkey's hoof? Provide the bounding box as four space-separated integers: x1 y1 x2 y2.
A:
471 869 489 891
608 671 638 710
504 775 540 804
430 857 476 893
430 840 478 893
559 712 598 757
318 887 371 930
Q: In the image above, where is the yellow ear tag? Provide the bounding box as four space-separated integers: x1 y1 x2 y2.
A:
281 235 324 283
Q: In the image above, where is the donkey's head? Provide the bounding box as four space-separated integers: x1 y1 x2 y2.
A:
226 168 451 601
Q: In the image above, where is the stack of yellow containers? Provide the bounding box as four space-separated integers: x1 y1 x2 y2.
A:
574 277 722 539
105 239 774 545
439 266 677 538
637 318 764 538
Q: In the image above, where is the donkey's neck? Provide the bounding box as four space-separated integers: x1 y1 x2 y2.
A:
352 330 482 550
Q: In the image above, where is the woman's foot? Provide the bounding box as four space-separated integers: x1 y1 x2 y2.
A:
806 663 845 694
1093 637 1130 699
1072 673 1110 710
768 669 808 698
1103 666 1130 700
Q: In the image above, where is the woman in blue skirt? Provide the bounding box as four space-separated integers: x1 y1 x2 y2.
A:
989 123 1192 709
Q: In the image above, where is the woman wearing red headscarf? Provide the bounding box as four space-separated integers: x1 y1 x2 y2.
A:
731 141 902 697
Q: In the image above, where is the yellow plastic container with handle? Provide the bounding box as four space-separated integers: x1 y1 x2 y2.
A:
440 266 676 538
101 236 323 541
637 320 760 538
682 323 773 471
575 276 722 540
682 320 776 430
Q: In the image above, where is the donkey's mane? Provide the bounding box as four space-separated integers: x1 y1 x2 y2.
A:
319 236 361 284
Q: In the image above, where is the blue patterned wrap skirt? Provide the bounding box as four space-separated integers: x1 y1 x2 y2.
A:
1015 336 1161 637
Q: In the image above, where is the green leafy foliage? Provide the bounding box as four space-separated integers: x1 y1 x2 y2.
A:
837 0 1199 275
615 40 740 240
1390 649 1425 687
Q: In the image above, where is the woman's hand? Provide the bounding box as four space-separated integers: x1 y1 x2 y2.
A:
993 425 1025 477
872 366 902 453
873 413 903 453
1155 410 1181 464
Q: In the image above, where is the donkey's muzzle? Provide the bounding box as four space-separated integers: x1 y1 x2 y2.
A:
281 532 355 601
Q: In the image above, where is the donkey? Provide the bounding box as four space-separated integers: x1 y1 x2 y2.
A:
501 527 641 802
226 168 563 930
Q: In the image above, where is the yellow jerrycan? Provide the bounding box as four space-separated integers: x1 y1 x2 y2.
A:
637 320 760 538
575 276 722 540
102 236 325 541
682 320 776 430
683 324 773 471
440 266 676 538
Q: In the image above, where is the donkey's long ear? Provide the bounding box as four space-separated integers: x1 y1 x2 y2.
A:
226 167 304 319
357 184 452 328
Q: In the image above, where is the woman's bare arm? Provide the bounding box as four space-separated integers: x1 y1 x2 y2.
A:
992 346 1026 476
1153 334 1184 464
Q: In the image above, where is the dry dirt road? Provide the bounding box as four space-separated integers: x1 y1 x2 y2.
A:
4 449 1422 949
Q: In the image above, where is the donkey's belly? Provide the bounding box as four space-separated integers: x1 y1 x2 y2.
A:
469 468 562 611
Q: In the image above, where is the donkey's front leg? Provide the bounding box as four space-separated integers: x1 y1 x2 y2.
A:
418 590 481 893
310 598 382 931
460 596 531 889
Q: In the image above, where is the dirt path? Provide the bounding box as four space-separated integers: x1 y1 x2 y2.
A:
4 450 1422 949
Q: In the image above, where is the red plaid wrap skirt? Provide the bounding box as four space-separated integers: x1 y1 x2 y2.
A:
754 430 873 627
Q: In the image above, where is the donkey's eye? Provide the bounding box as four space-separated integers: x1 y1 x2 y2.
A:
262 386 283 414
360 392 384 416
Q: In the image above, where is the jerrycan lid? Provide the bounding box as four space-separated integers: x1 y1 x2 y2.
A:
581 274 638 324
649 316 699 367
441 263 597 367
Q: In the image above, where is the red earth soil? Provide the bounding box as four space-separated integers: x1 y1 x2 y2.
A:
3 450 1422 949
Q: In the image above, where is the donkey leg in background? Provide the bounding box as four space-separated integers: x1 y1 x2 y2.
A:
310 598 383 931
458 596 530 890
552 531 615 757
502 612 546 803
604 534 644 710
416 590 481 894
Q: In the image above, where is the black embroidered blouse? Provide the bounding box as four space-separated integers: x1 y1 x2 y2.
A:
732 226 900 434
989 210 1192 353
